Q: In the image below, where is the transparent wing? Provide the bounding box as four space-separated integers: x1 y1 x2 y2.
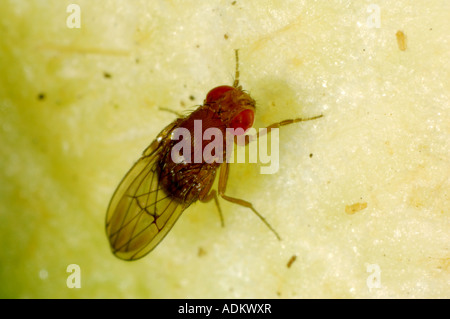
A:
106 123 185 261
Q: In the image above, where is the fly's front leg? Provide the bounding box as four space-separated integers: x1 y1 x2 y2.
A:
217 162 281 240
158 107 185 118
267 114 324 129
241 114 324 146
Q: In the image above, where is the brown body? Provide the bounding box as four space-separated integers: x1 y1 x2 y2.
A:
158 88 255 206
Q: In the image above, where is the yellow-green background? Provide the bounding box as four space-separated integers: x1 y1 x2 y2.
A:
0 0 449 298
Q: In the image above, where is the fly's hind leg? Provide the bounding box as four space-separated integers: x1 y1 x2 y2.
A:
217 162 281 240
200 189 225 227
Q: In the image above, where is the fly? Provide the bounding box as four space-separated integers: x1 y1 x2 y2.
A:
105 50 323 260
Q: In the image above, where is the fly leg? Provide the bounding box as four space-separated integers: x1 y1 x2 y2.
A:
200 189 225 227
217 162 281 240
158 107 184 118
242 114 324 145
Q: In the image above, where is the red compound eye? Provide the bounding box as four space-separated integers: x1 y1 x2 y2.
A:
206 85 234 103
231 109 254 135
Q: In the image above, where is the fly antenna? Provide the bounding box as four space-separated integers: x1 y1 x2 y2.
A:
233 49 240 88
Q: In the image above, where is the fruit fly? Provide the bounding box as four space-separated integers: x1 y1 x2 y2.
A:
106 50 323 260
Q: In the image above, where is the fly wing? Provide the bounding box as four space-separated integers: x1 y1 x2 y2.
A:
106 122 185 260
